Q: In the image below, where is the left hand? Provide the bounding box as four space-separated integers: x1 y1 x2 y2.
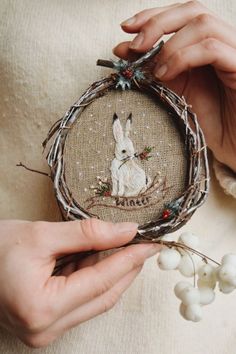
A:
0 219 158 347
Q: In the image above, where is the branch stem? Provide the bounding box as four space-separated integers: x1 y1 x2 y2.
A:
16 162 51 178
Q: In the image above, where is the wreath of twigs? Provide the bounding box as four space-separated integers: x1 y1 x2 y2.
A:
43 43 209 249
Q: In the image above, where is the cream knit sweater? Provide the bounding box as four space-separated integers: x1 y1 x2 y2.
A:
1 1 236 353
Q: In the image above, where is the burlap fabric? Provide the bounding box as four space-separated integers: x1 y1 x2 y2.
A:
64 89 187 224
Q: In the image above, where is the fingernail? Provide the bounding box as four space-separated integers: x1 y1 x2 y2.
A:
155 64 168 78
121 16 136 26
114 222 138 234
130 32 144 49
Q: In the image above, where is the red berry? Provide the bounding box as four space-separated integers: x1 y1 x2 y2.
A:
104 191 111 197
121 69 133 79
162 209 171 219
140 151 148 160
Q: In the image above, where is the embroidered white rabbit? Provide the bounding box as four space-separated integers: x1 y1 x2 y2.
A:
111 113 151 197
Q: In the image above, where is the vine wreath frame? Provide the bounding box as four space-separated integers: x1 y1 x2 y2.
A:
43 44 210 242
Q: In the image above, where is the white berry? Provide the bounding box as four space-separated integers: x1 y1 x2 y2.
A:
178 254 201 277
198 264 216 282
179 303 189 321
180 303 203 322
219 280 235 294
157 248 181 270
174 281 192 299
185 304 203 322
221 254 236 267
227 277 236 287
178 232 199 249
197 278 216 290
199 287 215 305
179 286 200 306
218 264 236 283
160 234 175 242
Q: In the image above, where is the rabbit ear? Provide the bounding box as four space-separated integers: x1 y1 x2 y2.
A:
113 113 123 142
125 113 132 137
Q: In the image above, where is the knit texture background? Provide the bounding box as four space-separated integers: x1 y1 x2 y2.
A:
1 1 236 353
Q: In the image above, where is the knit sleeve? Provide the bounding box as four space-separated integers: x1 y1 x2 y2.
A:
213 159 236 198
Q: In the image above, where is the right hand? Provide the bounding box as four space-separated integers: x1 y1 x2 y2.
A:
114 1 236 172
0 219 159 347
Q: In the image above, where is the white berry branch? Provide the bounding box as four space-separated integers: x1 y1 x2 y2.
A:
154 232 236 322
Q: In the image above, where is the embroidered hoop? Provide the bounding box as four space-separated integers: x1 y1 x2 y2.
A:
43 43 209 241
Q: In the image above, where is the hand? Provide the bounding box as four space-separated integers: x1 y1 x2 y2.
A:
0 219 159 347
114 1 236 172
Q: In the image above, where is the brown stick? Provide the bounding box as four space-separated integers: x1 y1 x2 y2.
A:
96 60 114 68
52 238 220 276
16 162 51 178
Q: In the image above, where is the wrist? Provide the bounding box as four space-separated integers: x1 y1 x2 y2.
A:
213 159 236 198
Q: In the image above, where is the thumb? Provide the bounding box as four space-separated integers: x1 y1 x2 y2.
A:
40 218 138 256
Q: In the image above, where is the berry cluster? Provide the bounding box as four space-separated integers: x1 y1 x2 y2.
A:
91 177 112 197
138 146 154 161
121 68 134 79
157 232 236 322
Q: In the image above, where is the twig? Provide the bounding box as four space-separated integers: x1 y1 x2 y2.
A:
52 239 220 276
96 59 114 68
16 162 51 178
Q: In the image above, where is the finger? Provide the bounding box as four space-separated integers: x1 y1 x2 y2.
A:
59 262 77 276
26 265 143 347
154 39 236 86
128 1 211 52
38 218 138 256
158 13 236 64
113 41 139 60
59 253 100 276
57 265 143 328
45 243 159 322
120 3 181 33
75 252 100 270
